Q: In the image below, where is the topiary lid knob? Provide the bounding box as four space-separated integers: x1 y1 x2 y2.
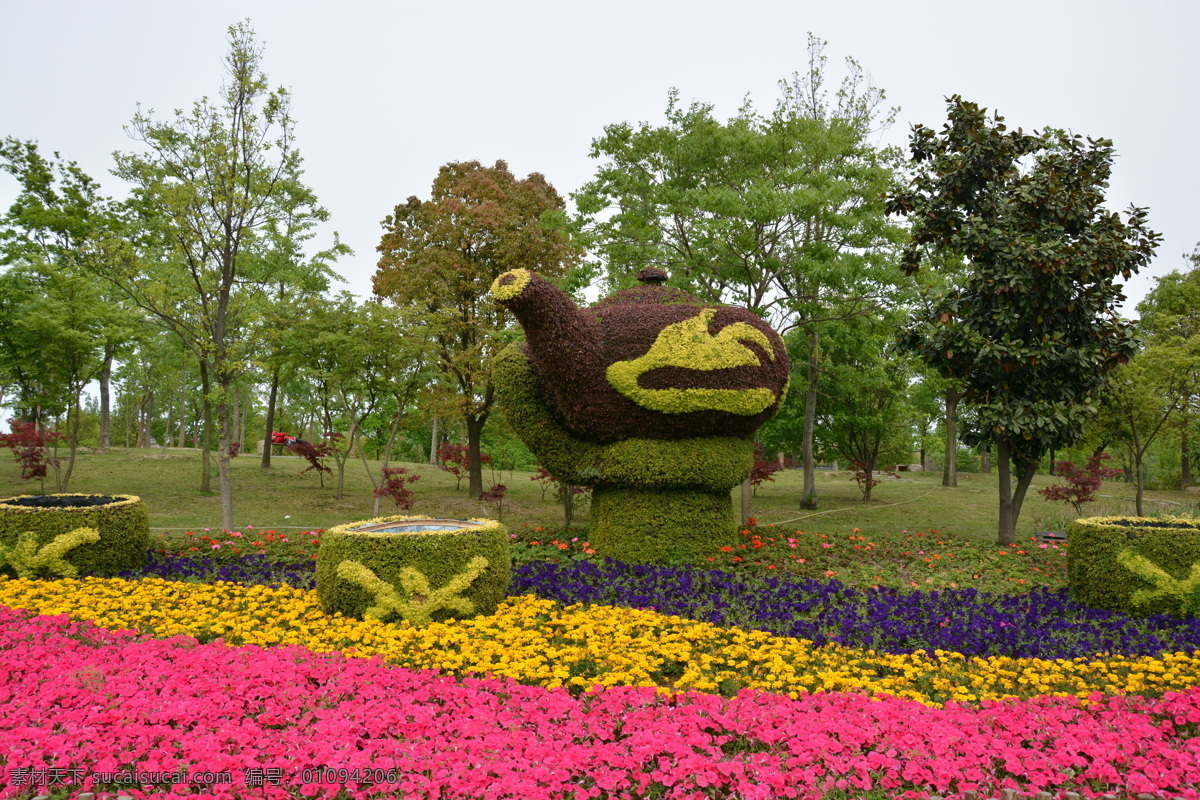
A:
636 267 668 285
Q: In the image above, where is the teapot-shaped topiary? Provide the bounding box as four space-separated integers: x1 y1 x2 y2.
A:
491 268 789 443
491 268 790 564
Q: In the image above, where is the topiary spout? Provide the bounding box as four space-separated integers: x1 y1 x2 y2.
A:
491 269 606 434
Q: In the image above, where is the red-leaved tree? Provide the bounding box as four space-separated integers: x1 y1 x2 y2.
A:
438 442 491 492
750 444 783 497
290 439 334 487
1037 452 1123 516
0 419 62 490
479 483 507 520
530 466 556 501
374 466 421 511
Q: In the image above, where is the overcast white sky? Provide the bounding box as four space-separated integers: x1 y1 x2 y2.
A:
2 0 1196 314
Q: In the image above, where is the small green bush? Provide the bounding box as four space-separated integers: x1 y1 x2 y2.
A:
315 515 510 624
0 494 149 577
1067 515 1200 616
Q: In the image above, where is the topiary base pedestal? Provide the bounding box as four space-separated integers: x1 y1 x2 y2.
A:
590 486 735 564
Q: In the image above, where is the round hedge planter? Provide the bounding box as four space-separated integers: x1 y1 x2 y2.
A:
315 516 510 625
0 493 150 577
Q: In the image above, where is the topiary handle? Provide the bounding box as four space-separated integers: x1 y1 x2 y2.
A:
493 346 753 491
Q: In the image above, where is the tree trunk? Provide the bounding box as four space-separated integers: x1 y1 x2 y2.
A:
800 328 819 510
215 377 235 531
563 482 575 527
1132 425 1145 517
1183 434 1193 489
995 438 1037 545
741 477 753 525
176 392 187 449
238 385 249 450
980 447 991 474
429 417 440 465
997 438 1015 546
199 359 212 493
60 398 83 491
98 347 113 449
123 392 132 454
942 388 959 487
261 368 279 468
466 414 487 497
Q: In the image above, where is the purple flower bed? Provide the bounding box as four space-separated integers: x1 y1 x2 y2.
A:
510 559 1200 660
116 551 1200 660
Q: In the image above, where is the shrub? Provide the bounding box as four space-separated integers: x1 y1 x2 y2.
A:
437 443 491 491
530 467 555 501
374 467 420 510
750 444 782 496
1068 515 1200 616
0 419 61 481
0 494 149 576
1038 453 1122 515
315 515 510 624
493 346 750 564
479 484 507 520
291 439 333 485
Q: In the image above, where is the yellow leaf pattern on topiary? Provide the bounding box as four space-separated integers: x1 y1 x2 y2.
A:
606 309 777 414
1116 549 1200 617
0 527 101 579
335 556 490 626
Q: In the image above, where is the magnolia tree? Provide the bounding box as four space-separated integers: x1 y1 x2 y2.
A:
888 97 1160 545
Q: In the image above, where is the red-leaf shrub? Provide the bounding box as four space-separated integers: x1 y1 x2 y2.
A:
750 443 782 496
0 419 61 480
479 483 507 520
290 439 333 480
530 467 556 501
228 442 240 458
848 460 897 500
374 466 421 510
1038 452 1123 515
437 442 491 491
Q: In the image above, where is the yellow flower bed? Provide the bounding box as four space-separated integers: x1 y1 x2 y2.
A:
3 576 1199 707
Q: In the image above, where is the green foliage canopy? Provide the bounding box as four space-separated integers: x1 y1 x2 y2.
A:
888 97 1160 543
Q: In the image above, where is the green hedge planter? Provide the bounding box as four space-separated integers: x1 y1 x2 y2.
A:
315 516 510 625
0 493 149 578
1067 515 1200 616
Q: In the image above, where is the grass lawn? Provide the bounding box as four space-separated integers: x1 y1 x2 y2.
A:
2 448 1200 799
3 446 1193 542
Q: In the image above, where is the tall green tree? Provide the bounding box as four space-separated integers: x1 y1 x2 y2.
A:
1094 341 1200 514
374 160 580 497
574 36 905 509
1135 245 1200 487
109 22 340 529
0 139 133 480
888 97 1160 544
815 312 912 501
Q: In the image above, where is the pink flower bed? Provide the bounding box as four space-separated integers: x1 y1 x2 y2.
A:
3 607 1199 799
